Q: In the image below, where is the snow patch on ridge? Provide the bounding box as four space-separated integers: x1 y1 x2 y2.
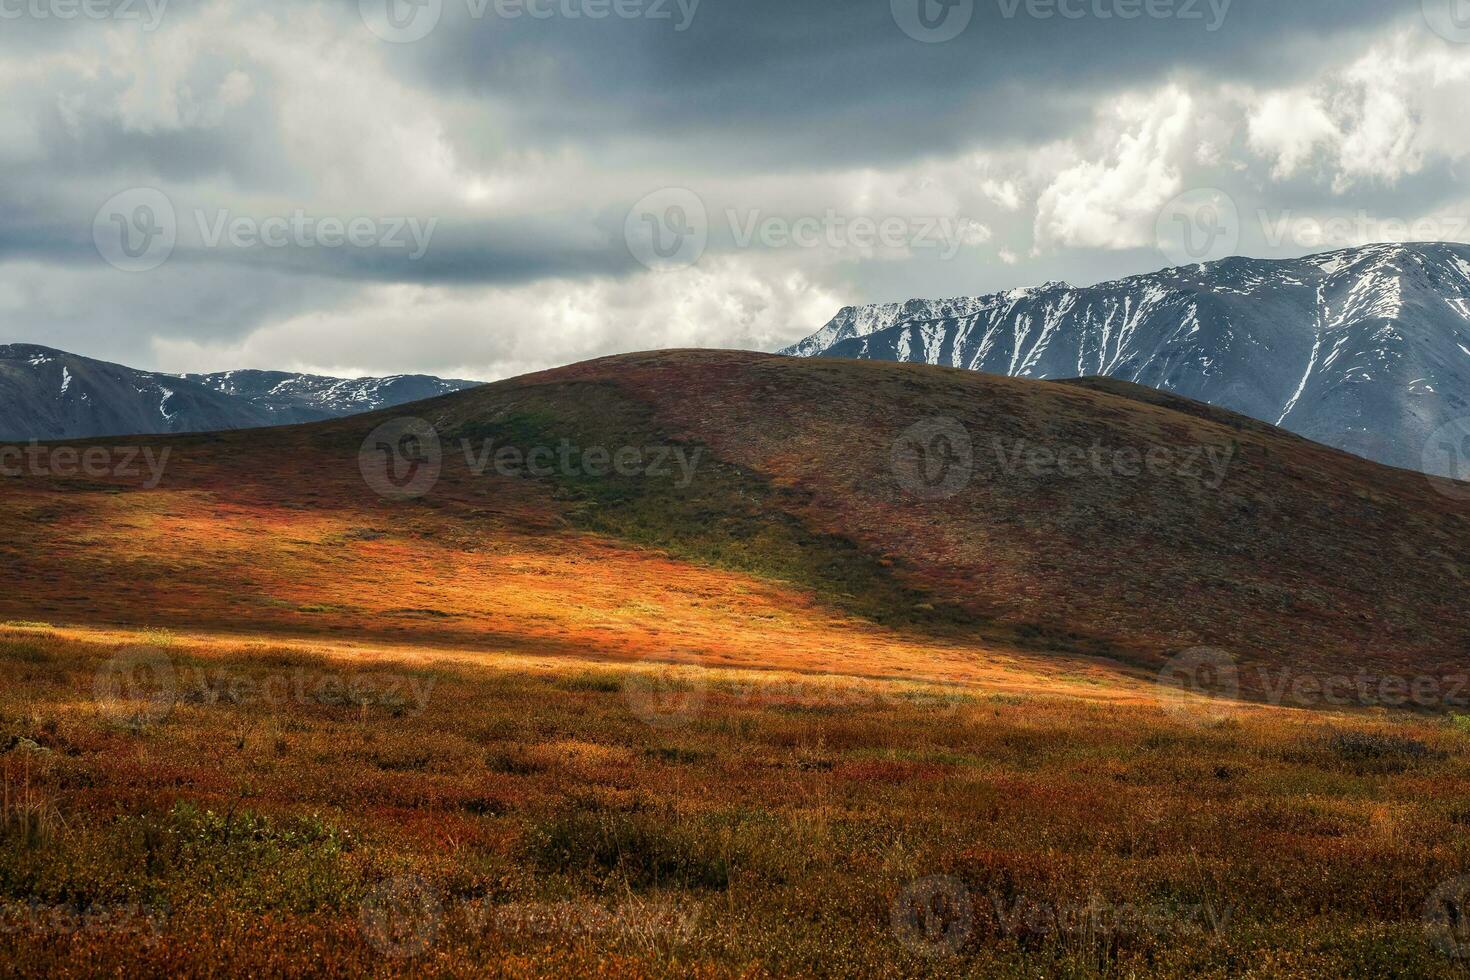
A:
784 243 1470 476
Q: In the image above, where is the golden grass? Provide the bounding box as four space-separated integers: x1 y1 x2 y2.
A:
2 623 1469 977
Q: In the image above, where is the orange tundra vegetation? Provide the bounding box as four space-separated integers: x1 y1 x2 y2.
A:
1 351 1469 976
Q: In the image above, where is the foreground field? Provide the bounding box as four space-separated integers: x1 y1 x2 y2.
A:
4 622 1470 977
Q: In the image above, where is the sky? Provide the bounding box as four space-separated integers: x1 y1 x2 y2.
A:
2 0 1469 380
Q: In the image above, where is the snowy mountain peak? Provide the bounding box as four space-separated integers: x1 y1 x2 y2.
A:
782 243 1470 476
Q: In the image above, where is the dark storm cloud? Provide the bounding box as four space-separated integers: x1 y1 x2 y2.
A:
395 0 1412 167
170 215 639 284
27 118 285 187
0 0 1465 375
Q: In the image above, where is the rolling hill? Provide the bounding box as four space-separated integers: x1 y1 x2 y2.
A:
2 349 1465 703
783 243 1470 477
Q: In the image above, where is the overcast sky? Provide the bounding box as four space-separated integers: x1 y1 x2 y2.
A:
1 0 1467 379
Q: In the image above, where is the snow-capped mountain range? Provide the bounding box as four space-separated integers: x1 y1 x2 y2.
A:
782 242 1470 477
0 344 479 441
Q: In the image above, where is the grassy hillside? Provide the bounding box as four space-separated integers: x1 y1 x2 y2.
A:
2 351 1470 975
2 350 1464 699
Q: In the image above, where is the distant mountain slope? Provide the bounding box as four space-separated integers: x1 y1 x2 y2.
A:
0 345 479 440
782 243 1470 475
181 370 478 425
0 345 277 441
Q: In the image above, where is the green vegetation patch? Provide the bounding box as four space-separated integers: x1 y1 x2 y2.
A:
0 803 356 916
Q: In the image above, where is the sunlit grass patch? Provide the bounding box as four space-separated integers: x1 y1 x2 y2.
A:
557 671 623 694
0 621 56 633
